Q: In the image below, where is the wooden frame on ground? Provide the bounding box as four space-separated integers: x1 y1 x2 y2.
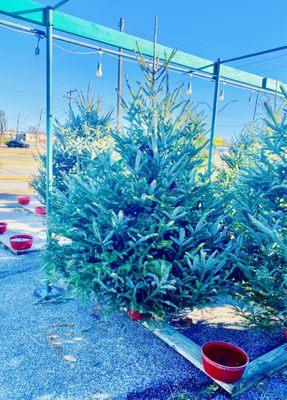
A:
143 320 287 398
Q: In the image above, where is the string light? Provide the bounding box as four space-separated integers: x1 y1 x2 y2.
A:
96 49 103 78
186 73 193 96
248 90 254 103
219 82 225 101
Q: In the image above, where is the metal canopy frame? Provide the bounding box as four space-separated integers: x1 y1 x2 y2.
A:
0 0 286 220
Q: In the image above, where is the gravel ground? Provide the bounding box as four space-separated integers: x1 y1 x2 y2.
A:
0 264 210 400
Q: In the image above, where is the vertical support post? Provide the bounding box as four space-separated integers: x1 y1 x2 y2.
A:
274 81 278 110
117 17 125 129
252 91 259 123
152 16 158 136
207 58 221 174
45 6 53 236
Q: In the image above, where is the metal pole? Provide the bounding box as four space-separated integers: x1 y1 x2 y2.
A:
117 17 125 129
274 81 278 110
152 16 158 78
252 92 259 123
45 6 53 234
221 44 287 64
207 58 221 174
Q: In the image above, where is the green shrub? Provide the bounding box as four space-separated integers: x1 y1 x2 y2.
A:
45 59 235 319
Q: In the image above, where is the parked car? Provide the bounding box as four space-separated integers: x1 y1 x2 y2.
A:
5 140 29 148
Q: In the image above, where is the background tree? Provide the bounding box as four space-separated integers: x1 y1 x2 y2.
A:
0 110 7 136
31 87 113 201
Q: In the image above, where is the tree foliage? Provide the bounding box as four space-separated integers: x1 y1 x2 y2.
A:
31 88 113 201
44 59 234 318
228 90 287 327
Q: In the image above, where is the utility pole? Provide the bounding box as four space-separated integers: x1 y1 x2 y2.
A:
37 108 43 147
66 89 77 123
16 113 20 136
66 89 77 109
117 17 125 129
152 16 158 82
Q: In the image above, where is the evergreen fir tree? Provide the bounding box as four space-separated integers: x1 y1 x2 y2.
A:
230 90 287 327
45 58 235 318
31 87 113 201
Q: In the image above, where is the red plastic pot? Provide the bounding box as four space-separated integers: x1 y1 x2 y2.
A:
18 196 30 205
35 205 46 216
10 234 33 250
128 310 143 321
0 222 7 234
201 341 249 383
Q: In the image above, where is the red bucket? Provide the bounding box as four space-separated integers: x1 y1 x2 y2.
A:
18 196 31 205
10 234 33 250
35 205 46 216
128 310 143 321
0 222 7 234
201 341 249 383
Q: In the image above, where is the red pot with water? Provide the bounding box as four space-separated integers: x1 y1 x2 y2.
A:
128 310 143 321
18 196 30 205
201 341 249 383
10 234 33 250
35 205 46 216
0 222 7 234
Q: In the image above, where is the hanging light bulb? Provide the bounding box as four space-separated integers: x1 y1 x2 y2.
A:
96 50 103 78
248 90 254 103
186 73 193 96
219 82 225 101
96 61 103 78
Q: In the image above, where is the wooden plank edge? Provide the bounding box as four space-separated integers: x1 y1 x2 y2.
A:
143 320 287 398
232 342 287 396
142 320 234 394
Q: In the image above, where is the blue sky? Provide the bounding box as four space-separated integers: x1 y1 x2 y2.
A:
0 0 287 139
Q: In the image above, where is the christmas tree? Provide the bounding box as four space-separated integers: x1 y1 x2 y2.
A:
44 58 235 318
229 89 287 327
31 87 113 201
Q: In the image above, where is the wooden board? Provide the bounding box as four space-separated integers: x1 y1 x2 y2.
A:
0 230 46 255
143 320 287 397
0 0 286 93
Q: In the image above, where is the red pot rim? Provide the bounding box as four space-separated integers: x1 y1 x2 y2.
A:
10 234 33 241
35 205 46 213
0 222 7 227
201 341 249 371
128 310 143 320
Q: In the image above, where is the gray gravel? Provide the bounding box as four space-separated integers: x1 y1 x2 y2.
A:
0 266 210 400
